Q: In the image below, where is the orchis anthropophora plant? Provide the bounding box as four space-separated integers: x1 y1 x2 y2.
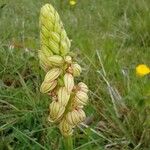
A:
39 3 89 148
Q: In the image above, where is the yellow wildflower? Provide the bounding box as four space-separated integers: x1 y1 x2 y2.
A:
69 0 76 6
136 64 150 77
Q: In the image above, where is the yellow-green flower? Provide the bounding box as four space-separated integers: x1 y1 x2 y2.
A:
136 64 150 77
71 63 82 77
69 0 76 6
39 3 89 137
65 109 86 126
59 119 73 137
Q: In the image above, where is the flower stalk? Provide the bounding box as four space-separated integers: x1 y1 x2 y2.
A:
39 3 89 150
63 135 73 150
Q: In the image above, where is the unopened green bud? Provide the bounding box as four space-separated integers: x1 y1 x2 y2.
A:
58 87 70 106
71 63 82 77
40 33 50 48
66 38 71 48
41 26 50 38
48 101 65 122
48 55 64 66
40 80 57 93
75 91 88 105
61 31 71 48
40 5 54 24
66 109 86 126
49 40 60 54
50 32 60 43
41 44 53 56
53 22 62 34
59 119 73 137
39 60 49 72
46 3 55 13
61 30 67 39
64 73 74 93
60 40 70 56
44 68 62 83
40 4 70 56
38 50 51 71
40 17 53 32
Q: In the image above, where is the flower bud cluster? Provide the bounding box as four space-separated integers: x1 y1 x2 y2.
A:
39 4 89 137
39 4 71 71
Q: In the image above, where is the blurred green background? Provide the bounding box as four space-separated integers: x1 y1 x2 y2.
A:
0 0 150 149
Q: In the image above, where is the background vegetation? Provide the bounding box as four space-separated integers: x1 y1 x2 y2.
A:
0 0 150 149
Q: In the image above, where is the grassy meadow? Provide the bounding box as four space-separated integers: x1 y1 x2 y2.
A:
0 0 150 149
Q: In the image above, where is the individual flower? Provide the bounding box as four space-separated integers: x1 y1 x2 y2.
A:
48 101 65 122
58 87 70 106
71 63 82 77
65 109 86 126
40 80 57 93
74 90 88 106
64 73 74 93
59 119 73 137
48 55 64 66
77 82 89 93
69 0 76 6
44 68 62 83
136 64 150 77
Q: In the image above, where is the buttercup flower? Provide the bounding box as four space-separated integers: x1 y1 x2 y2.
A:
69 0 77 6
136 64 150 77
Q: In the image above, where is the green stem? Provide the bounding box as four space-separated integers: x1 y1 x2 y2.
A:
63 135 73 150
